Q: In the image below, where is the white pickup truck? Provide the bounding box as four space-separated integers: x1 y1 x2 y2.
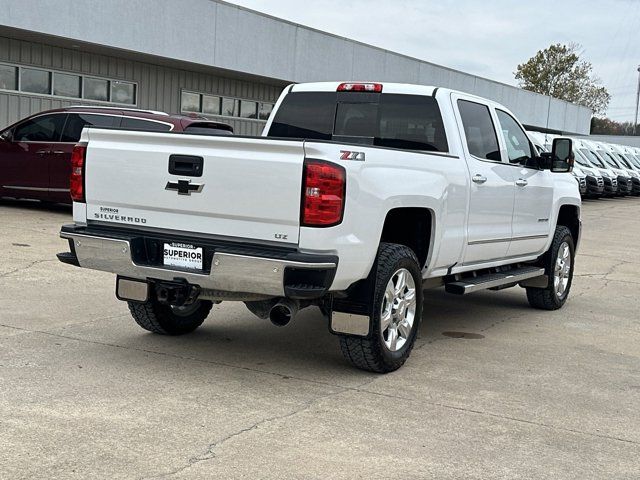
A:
58 82 581 372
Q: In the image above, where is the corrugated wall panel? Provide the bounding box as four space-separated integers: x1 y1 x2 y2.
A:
0 35 281 134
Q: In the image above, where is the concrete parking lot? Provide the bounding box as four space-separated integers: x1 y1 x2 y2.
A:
1 198 639 479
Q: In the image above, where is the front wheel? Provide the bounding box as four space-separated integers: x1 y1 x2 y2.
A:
128 297 213 335
526 225 575 310
339 243 423 373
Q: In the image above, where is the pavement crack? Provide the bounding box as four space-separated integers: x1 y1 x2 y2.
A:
139 389 346 479
413 400 640 446
0 259 55 278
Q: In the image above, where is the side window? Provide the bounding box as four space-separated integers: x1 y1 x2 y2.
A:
495 110 533 164
375 94 449 152
268 92 336 140
120 118 172 131
61 114 120 142
13 114 66 142
457 100 500 161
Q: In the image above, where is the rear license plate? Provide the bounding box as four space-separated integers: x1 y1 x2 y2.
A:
163 242 203 270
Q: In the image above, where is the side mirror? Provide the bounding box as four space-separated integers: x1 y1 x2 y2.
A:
0 129 11 142
550 138 574 173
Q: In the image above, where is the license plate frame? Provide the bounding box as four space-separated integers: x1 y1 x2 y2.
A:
163 242 204 271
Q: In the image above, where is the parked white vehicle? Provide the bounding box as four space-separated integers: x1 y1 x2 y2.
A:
527 131 602 198
526 131 549 155
605 143 640 195
58 82 581 372
573 139 620 196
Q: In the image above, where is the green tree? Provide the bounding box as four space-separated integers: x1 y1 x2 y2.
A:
591 117 639 136
515 43 610 116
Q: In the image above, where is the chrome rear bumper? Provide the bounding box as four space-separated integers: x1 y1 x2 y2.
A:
59 228 337 298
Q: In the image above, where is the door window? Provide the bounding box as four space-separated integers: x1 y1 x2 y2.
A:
61 114 121 142
457 100 501 161
13 114 66 142
496 109 533 164
120 117 172 131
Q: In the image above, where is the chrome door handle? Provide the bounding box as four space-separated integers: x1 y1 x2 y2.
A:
472 174 487 184
51 150 66 155
516 179 528 187
35 149 50 155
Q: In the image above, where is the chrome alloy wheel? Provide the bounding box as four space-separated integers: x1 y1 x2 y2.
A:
381 268 417 352
554 241 571 299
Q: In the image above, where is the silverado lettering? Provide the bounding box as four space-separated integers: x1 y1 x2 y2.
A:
93 213 147 224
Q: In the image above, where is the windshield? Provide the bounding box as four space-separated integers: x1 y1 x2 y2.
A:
626 153 640 168
616 154 632 169
573 149 590 167
598 150 620 169
580 148 605 168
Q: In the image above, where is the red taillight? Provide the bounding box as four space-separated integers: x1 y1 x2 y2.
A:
301 160 346 227
70 143 87 202
337 82 382 93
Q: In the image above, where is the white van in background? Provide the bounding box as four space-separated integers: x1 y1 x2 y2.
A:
587 140 633 195
527 131 603 198
571 138 620 197
606 144 640 195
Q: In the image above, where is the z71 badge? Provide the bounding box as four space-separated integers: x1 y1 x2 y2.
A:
340 150 365 161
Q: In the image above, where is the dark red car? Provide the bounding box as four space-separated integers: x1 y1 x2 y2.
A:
0 106 232 204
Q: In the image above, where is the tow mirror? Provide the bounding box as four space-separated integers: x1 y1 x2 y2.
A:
550 138 574 173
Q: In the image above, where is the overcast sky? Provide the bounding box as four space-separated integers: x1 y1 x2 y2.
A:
229 0 640 122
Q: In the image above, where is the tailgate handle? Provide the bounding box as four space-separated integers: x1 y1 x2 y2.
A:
168 155 204 177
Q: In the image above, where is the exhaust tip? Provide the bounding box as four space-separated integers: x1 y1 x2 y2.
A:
269 299 299 327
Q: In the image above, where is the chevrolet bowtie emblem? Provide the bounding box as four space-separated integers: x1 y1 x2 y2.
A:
165 179 204 195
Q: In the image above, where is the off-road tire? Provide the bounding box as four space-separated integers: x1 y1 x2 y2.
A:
339 243 423 373
128 298 212 335
526 225 575 310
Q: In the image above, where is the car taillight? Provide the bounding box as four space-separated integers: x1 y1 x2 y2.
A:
70 143 87 202
337 82 382 93
301 159 346 227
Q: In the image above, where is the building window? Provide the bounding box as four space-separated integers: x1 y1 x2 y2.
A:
21 68 51 94
203 95 221 115
0 62 136 105
53 72 81 98
84 77 109 102
0 64 17 90
181 90 271 121
258 102 274 120
111 81 136 105
240 100 258 119
221 98 239 117
181 91 201 112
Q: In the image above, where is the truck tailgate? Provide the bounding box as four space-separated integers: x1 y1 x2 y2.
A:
83 128 304 244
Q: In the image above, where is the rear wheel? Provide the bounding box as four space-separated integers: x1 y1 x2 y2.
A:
339 243 423 373
526 225 575 310
128 297 212 335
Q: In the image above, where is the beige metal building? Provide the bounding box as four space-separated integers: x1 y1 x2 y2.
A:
0 0 593 135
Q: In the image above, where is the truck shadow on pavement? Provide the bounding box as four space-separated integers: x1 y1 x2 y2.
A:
113 288 535 375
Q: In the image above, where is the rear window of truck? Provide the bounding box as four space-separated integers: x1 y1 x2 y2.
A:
268 91 449 153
